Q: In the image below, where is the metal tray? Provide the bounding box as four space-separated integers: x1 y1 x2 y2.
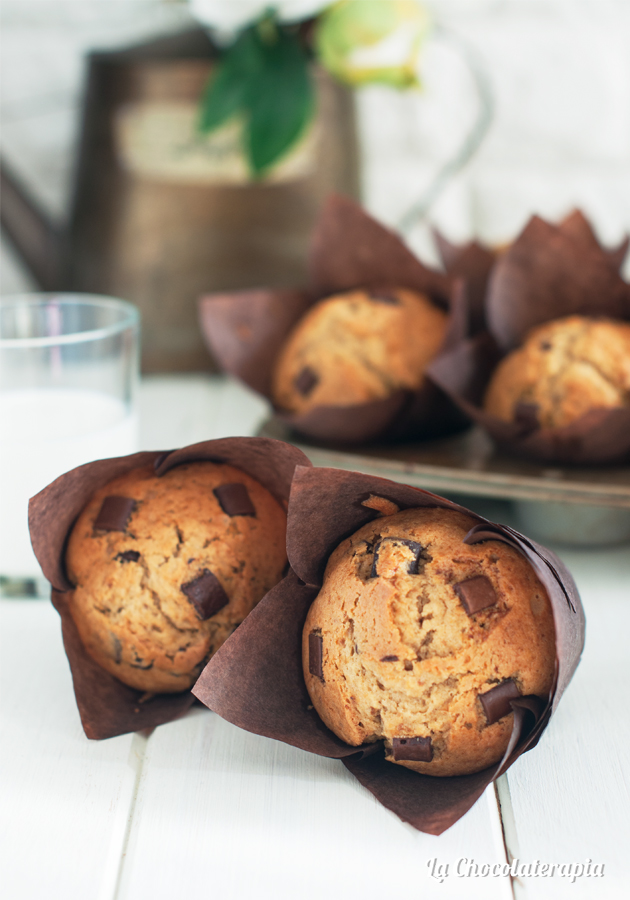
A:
260 419 630 545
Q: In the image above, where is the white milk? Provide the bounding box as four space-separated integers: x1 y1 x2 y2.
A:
0 388 138 579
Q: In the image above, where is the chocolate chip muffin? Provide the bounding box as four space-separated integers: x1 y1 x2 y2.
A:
66 461 287 693
484 315 630 429
302 507 555 777
272 288 447 414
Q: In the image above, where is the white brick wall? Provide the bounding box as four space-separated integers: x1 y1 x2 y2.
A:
2 0 630 292
358 0 630 265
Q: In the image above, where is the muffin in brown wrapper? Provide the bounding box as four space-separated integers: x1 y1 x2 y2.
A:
199 194 472 444
428 212 630 464
193 465 584 835
28 437 311 739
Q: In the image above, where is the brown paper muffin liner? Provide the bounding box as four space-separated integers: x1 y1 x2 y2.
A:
199 194 471 444
434 231 497 336
428 213 630 464
28 437 311 740
193 465 584 835
434 210 629 340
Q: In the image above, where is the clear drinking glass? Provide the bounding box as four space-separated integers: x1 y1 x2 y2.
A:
0 294 140 596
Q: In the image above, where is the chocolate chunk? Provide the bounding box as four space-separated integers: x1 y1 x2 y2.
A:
369 291 400 306
130 660 154 670
370 538 428 578
308 632 324 681
479 679 520 724
514 401 539 432
540 341 552 351
110 633 122 664
94 496 136 532
181 569 229 620
294 366 318 396
454 575 498 615
116 550 140 563
380 655 399 662
392 736 433 762
213 483 256 517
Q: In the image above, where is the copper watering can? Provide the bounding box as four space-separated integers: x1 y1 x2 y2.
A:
0 28 360 372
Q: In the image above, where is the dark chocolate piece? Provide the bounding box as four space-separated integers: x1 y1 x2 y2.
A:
370 538 426 577
181 569 229 620
308 632 324 681
294 366 318 396
392 736 433 762
454 575 498 616
513 401 539 433
110 633 122 664
94 496 136 532
369 291 400 306
213 483 256 517
479 680 520 724
116 550 140 563
380 655 399 662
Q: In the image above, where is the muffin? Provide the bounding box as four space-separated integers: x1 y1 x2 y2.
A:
302 507 555 777
66 461 287 693
484 315 630 429
272 288 447 414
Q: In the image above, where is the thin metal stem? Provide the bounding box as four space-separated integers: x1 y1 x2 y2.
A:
398 24 494 235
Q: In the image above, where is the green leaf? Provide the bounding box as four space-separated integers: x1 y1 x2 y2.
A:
198 28 263 133
244 29 315 176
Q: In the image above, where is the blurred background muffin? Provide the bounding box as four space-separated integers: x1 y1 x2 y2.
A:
272 287 447 413
484 315 630 429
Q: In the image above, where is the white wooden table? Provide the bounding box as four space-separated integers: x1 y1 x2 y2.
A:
2 375 628 900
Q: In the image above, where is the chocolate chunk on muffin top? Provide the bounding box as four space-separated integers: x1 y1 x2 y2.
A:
272 287 447 414
66 461 287 693
302 507 555 777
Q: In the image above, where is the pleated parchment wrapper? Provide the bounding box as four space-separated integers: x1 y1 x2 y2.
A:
28 437 310 740
433 230 497 336
199 193 472 445
434 209 629 336
193 465 585 835
428 212 630 464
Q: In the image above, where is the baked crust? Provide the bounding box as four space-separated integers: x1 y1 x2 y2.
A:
484 315 630 428
303 508 555 777
66 462 287 693
272 288 447 414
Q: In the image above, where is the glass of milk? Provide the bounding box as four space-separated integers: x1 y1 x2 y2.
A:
0 294 139 597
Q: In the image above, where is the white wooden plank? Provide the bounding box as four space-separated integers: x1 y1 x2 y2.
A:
0 598 138 900
504 545 630 900
117 709 513 900
209 376 269 438
127 376 514 900
138 375 268 448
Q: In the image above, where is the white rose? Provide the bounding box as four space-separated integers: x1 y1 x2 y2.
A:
189 0 328 36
